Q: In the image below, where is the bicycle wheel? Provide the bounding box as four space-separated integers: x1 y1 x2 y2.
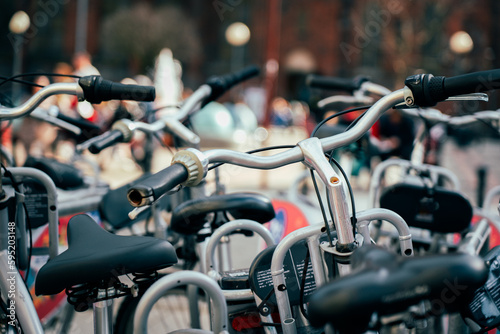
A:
114 286 210 334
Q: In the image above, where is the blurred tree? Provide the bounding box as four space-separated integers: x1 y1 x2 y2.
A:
100 3 201 74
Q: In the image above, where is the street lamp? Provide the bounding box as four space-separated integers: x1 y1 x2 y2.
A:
9 11 30 103
225 22 250 47
449 31 473 55
9 11 30 35
225 22 250 72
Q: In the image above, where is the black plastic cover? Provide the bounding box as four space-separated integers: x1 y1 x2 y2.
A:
379 182 473 233
308 245 488 333
462 246 500 333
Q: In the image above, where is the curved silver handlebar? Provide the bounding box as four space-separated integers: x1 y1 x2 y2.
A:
81 84 213 149
200 90 406 169
401 107 500 126
317 81 392 108
0 83 83 120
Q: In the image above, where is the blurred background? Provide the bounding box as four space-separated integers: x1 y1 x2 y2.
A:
2 0 500 110
2 0 500 184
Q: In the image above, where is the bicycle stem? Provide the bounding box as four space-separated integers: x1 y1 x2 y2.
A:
298 137 355 250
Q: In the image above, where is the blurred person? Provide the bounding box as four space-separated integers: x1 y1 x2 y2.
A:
270 97 293 127
374 108 415 161
53 62 77 117
13 76 58 163
72 51 100 77
70 54 101 125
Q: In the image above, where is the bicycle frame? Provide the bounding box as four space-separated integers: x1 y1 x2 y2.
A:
0 167 59 333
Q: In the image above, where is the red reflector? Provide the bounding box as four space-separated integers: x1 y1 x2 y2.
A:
231 313 263 331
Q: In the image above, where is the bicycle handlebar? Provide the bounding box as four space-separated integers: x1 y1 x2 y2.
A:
400 107 500 127
127 163 189 207
88 130 124 154
405 69 500 107
306 74 369 92
317 81 391 109
204 65 260 105
0 76 156 120
30 107 82 135
78 76 156 104
81 66 260 153
127 69 500 206
51 108 101 137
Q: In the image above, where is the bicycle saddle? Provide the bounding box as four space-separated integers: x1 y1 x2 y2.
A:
35 214 177 296
307 245 488 334
170 192 275 234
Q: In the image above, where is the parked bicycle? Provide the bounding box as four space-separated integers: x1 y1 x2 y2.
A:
128 69 500 334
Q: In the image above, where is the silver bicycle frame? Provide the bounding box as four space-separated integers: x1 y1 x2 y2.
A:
7 168 59 259
134 271 229 334
0 250 43 333
204 219 275 301
269 208 413 334
204 219 277 334
0 167 59 333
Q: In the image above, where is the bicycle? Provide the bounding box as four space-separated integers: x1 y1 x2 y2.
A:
75 66 284 333
127 69 500 334
307 74 498 255
0 74 188 334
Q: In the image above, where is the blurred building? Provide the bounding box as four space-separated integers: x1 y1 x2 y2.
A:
1 0 500 105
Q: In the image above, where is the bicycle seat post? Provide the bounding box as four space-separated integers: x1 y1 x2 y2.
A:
94 288 114 334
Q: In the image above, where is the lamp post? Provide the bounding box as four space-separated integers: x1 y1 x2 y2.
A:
225 22 250 72
9 11 30 103
449 31 474 55
75 0 89 53
449 31 473 75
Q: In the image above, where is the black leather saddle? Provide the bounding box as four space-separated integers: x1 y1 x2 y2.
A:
170 192 276 235
307 245 488 333
35 214 177 296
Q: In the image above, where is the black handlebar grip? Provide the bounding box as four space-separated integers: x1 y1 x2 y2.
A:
127 163 189 207
444 69 500 96
88 130 124 154
405 69 500 107
204 65 260 105
305 74 368 92
79 76 156 104
56 112 101 139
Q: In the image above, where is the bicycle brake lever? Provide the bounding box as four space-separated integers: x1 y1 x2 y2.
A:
444 93 489 102
128 205 150 220
393 89 488 109
396 93 489 109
